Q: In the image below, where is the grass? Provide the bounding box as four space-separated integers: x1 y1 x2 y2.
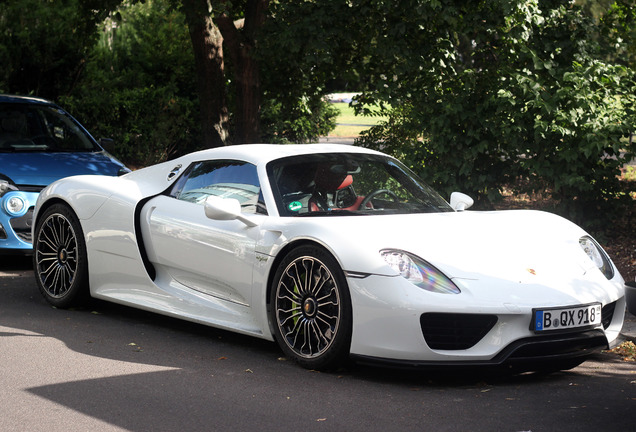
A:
328 102 387 138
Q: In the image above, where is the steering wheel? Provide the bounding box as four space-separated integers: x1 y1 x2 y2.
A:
359 189 399 209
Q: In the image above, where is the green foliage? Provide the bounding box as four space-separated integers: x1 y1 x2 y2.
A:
354 0 636 224
334 102 386 125
256 0 358 143
0 0 121 98
260 0 361 93
598 0 636 66
260 95 338 144
1 0 344 163
61 0 201 167
65 86 199 167
3 0 634 199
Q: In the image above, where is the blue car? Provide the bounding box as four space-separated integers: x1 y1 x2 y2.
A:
0 94 129 254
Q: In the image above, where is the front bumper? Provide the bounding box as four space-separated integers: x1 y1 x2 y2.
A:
352 329 608 371
0 191 38 254
347 272 625 368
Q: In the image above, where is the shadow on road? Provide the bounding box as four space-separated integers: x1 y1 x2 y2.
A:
1 256 634 431
1 254 631 383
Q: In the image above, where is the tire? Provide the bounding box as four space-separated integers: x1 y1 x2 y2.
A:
33 203 89 308
270 245 352 370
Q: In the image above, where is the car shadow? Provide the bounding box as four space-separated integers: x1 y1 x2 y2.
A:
2 258 634 431
0 256 622 385
0 254 33 270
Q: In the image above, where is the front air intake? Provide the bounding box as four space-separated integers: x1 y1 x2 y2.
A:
420 313 498 350
601 301 616 329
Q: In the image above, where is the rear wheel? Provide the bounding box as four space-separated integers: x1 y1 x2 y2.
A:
33 203 89 308
270 245 352 370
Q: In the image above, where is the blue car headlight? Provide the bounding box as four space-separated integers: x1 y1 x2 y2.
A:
579 236 614 280
2 191 29 217
380 249 460 294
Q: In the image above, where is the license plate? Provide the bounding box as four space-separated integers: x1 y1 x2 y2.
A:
533 303 602 332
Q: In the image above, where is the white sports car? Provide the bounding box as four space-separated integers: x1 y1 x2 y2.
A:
32 144 626 371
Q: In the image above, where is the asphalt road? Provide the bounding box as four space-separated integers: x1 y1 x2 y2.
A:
1 255 634 432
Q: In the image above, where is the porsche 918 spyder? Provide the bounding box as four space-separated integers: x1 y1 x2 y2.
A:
32 144 626 371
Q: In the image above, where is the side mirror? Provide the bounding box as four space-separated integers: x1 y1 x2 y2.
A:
450 192 474 211
204 195 257 227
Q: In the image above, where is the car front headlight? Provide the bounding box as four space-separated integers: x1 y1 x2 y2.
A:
1 191 28 217
6 195 25 214
579 236 614 280
380 249 460 294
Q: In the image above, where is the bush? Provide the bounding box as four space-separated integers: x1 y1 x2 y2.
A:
355 1 636 224
61 0 200 167
64 87 200 167
260 95 339 144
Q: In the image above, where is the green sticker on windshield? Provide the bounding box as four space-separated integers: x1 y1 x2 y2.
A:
288 201 302 212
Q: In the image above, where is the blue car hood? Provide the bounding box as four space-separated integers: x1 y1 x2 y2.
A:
0 151 125 186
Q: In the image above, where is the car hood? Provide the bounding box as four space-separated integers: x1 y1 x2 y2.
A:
270 209 624 306
411 211 594 280
0 151 125 186
278 210 610 283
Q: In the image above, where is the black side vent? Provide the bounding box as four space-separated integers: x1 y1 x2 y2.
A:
134 196 157 281
601 301 616 329
9 207 34 242
420 313 498 350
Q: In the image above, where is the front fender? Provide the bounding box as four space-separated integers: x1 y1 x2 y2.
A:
35 175 141 223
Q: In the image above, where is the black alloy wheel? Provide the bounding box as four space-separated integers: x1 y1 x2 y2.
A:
33 203 89 308
270 245 352 370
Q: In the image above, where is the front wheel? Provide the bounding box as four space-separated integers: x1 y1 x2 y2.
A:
33 203 89 308
270 245 352 370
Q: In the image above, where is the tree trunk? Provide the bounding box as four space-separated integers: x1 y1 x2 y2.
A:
217 0 269 144
182 0 229 148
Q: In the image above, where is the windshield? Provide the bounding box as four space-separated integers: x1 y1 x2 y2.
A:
268 152 453 216
0 103 98 152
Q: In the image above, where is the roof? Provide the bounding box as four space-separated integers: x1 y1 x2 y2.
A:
179 143 384 167
0 94 56 106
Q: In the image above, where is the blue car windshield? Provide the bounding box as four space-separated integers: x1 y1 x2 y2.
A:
0 103 98 152
268 152 454 216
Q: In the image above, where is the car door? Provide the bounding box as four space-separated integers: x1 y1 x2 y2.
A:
140 159 266 307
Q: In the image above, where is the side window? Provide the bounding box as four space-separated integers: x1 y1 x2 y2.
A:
170 160 266 214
